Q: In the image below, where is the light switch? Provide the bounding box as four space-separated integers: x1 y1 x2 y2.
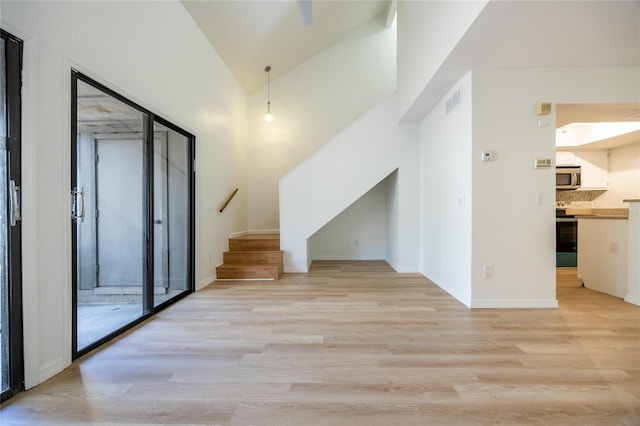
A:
536 193 545 206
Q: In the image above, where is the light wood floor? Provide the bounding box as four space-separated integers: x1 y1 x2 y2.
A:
2 261 639 425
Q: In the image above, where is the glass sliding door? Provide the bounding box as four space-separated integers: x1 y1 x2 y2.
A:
1 30 23 402
72 77 147 355
71 71 194 358
153 121 192 308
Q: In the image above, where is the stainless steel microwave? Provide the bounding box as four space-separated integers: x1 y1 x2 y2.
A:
556 165 581 190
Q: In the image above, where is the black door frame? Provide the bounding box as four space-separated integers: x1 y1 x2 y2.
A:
71 70 195 359
1 28 24 403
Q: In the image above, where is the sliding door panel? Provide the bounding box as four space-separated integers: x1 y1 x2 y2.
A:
153 122 190 307
1 30 23 402
72 71 194 358
74 79 146 353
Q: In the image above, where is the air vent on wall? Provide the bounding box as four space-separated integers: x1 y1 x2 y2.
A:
446 87 463 115
533 158 552 169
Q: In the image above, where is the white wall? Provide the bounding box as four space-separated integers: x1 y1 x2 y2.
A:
247 18 396 231
2 1 248 388
420 72 473 307
385 169 399 266
309 179 388 261
597 142 640 208
279 92 419 273
470 66 639 308
396 0 488 119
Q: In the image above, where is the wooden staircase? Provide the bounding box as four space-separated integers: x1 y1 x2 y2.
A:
216 234 283 280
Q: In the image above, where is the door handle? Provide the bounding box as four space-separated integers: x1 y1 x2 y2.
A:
153 219 162 224
9 180 21 227
71 187 85 222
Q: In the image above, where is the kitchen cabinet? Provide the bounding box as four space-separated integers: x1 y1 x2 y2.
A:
576 151 608 190
556 151 577 165
556 150 608 190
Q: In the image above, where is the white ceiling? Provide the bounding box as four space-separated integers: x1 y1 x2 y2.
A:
181 0 640 149
402 0 640 121
556 103 640 150
181 0 391 93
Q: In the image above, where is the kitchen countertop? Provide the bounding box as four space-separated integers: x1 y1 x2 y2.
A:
577 215 628 220
566 208 629 219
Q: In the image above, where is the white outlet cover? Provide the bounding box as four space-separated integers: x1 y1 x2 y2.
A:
481 151 496 161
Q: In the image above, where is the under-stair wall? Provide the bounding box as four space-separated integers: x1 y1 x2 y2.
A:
279 93 420 273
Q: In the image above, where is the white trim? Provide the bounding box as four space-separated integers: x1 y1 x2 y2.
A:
228 229 280 239
311 255 385 261
624 293 640 306
215 278 275 282
39 357 65 384
471 299 559 309
61 55 73 371
229 230 249 239
284 267 308 273
198 275 215 290
247 229 280 235
17 32 41 390
394 266 420 273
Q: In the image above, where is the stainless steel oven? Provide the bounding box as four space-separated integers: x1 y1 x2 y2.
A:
556 209 577 267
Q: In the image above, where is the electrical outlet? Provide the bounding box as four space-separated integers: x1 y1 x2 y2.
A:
483 265 494 279
609 242 618 254
481 151 496 161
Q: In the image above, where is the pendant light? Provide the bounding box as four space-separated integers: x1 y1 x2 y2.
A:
264 65 273 122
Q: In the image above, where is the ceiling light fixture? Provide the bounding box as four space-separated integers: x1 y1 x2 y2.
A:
264 65 273 123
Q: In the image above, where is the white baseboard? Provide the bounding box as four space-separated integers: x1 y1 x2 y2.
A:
40 357 65 384
216 278 275 282
284 267 308 273
311 255 385 261
229 230 249 239
247 229 280 235
393 266 420 273
198 275 215 290
471 299 559 309
229 229 280 239
624 293 640 306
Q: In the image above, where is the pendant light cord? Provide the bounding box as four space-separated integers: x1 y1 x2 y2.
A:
265 65 271 113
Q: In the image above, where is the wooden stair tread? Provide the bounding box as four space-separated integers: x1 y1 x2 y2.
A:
217 263 281 269
223 250 283 254
233 234 280 240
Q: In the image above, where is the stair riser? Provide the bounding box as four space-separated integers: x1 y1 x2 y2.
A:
229 240 280 251
216 267 279 280
223 251 283 265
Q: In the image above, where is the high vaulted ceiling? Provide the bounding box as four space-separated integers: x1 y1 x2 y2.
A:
181 0 391 93
182 0 639 145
